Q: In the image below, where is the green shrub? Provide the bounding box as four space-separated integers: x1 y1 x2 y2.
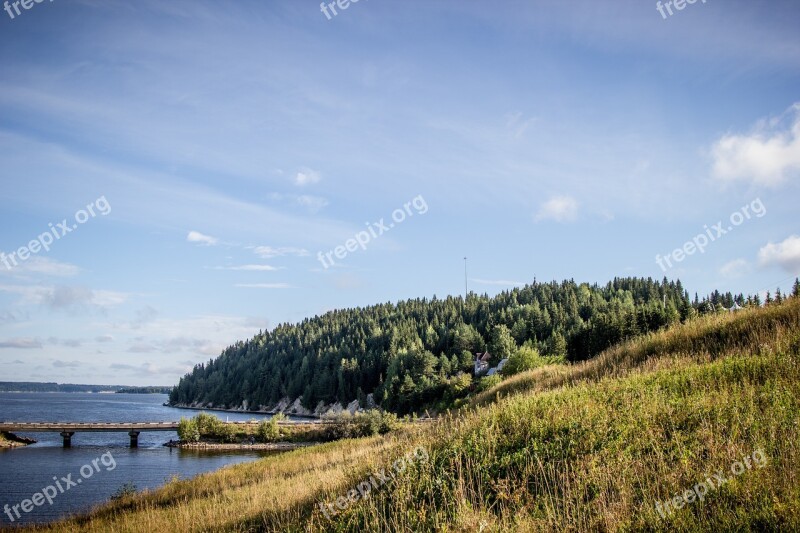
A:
194 412 224 437
177 417 200 442
477 374 502 392
218 423 239 443
322 410 400 441
501 345 565 377
256 413 286 443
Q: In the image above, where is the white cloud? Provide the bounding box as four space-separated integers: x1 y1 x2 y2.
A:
294 167 321 186
758 235 800 273
250 246 309 259
235 283 294 289
534 195 578 223
187 230 219 246
719 258 750 279
712 103 800 187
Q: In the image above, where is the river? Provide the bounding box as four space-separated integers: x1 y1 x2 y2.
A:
0 392 280 526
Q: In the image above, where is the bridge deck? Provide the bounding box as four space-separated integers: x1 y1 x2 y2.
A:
0 422 181 432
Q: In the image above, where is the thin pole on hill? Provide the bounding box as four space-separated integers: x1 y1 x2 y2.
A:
464 257 468 302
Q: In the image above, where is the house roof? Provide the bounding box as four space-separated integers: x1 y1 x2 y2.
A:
474 352 491 362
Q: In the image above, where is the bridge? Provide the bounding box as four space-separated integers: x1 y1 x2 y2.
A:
0 422 180 448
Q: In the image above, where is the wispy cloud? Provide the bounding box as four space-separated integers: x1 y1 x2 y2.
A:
295 195 329 212
187 230 219 246
48 337 82 347
505 111 536 139
214 264 281 271
0 257 80 278
53 359 83 368
268 192 329 213
719 258 750 279
471 278 527 286
235 283 295 289
0 310 27 325
131 305 158 328
127 343 157 353
250 246 309 259
0 338 42 349
0 284 128 310
109 362 191 378
535 195 579 223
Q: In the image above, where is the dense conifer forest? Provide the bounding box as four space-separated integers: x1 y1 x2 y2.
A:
169 277 795 414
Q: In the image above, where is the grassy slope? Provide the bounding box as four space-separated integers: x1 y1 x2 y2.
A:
22 298 800 532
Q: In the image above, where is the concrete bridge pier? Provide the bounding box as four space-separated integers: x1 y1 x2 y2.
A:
60 431 75 448
128 430 140 448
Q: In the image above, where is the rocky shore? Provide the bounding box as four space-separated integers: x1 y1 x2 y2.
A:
0 431 36 448
167 394 377 419
164 440 315 451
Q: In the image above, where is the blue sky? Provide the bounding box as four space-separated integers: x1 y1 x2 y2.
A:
0 0 798 385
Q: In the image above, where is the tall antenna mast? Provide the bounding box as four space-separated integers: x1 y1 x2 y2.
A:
464 256 468 301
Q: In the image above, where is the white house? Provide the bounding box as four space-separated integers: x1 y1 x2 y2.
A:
474 352 491 376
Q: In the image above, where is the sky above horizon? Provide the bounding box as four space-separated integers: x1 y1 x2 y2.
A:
1 0 798 385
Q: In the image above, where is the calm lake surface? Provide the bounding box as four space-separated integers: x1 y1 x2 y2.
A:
0 393 280 526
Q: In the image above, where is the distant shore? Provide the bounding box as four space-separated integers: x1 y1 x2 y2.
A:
166 403 322 421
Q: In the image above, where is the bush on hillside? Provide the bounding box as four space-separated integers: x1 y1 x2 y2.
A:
501 344 565 377
321 410 400 441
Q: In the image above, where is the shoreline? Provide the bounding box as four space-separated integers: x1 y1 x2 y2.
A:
164 440 316 451
165 403 322 421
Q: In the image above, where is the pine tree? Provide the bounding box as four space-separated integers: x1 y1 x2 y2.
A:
793 278 800 298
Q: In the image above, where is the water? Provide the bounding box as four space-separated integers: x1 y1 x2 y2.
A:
0 393 281 526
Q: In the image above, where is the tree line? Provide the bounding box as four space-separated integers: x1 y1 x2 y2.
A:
168 277 800 415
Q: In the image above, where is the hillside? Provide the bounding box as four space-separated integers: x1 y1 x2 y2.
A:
169 277 731 415
29 295 800 532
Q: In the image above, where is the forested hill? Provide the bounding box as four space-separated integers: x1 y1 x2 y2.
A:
168 277 744 415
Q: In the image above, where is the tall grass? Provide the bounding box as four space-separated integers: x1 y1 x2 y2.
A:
22 298 800 532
